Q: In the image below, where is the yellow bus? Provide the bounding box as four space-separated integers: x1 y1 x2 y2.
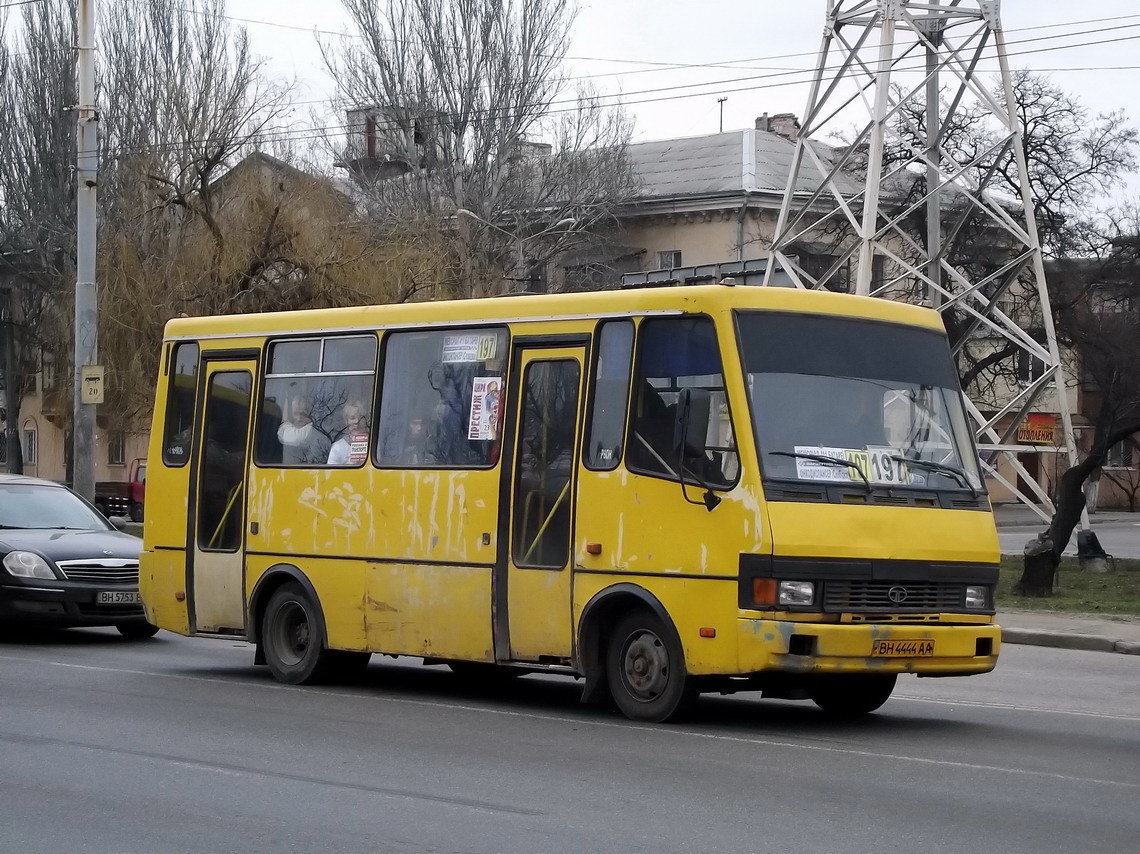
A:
140 284 1000 722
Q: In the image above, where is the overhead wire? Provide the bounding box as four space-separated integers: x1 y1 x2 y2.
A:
94 25 1140 161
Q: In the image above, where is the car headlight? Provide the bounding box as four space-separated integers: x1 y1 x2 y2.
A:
777 580 816 607
3 551 57 580
965 585 989 610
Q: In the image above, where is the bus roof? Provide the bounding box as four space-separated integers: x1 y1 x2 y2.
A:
163 284 946 342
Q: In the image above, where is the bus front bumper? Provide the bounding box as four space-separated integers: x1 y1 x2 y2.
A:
737 618 1001 677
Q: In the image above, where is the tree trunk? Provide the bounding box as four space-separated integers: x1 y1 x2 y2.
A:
1017 462 1090 596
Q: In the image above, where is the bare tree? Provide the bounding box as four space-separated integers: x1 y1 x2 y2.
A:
322 0 636 297
1017 218 1140 594
0 0 79 473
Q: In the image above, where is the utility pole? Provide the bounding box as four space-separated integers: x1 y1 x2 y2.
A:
73 0 98 499
717 97 728 133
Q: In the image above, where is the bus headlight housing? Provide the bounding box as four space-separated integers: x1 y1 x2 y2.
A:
3 551 57 580
965 585 989 610
777 580 816 607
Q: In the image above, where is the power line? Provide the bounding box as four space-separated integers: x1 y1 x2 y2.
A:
183 6 1140 83
0 0 45 9
96 26 1140 162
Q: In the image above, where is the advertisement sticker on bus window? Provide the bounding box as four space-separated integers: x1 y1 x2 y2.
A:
349 433 369 465
442 333 498 363
468 377 503 440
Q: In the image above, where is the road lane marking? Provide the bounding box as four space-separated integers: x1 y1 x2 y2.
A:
0 730 543 817
893 694 1140 722
1 653 1137 792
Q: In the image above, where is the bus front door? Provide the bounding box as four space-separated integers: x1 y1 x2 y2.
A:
501 345 586 662
189 361 255 635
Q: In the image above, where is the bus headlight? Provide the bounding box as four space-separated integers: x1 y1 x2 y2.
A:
965 585 989 609
777 580 815 607
3 551 57 580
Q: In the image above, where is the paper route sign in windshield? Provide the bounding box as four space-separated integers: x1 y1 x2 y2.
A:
792 445 911 485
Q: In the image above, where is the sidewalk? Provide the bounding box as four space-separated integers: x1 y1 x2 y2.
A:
999 609 1140 655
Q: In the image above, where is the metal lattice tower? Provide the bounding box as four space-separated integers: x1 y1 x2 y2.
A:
763 0 1078 522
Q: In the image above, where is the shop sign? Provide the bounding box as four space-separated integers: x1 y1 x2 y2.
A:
1017 414 1056 445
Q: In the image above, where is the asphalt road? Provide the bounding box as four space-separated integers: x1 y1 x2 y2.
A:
0 630 1136 854
999 515 1140 557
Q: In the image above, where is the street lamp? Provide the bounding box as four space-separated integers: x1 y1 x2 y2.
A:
455 208 577 290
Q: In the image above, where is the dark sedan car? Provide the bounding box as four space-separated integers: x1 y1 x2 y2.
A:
0 474 157 638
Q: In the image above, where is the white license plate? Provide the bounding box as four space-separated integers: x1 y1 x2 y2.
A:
872 639 934 657
96 591 142 605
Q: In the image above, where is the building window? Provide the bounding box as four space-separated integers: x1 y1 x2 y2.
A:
1016 348 1047 386
1106 438 1137 469
658 250 682 269
22 427 37 465
108 431 126 466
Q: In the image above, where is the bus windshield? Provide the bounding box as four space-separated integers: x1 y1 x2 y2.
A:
738 312 982 492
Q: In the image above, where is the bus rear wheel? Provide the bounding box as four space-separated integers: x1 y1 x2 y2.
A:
807 674 897 717
261 583 369 684
606 610 694 723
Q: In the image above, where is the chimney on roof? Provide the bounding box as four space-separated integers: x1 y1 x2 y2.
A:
755 112 800 140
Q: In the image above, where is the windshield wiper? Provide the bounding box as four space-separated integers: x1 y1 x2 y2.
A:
769 451 870 492
891 455 977 497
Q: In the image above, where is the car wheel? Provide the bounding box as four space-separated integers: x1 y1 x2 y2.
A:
807 674 897 717
605 609 695 723
129 502 144 523
116 620 160 640
260 583 365 684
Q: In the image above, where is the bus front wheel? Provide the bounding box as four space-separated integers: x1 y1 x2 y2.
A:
261 583 369 684
807 674 897 717
606 610 695 723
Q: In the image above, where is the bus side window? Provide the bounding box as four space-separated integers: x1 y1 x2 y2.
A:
376 328 508 468
162 342 199 467
584 320 633 471
255 335 377 468
626 317 739 488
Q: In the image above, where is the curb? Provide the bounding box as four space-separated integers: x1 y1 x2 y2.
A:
1002 628 1140 655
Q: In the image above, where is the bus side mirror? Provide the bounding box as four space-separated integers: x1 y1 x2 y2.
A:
673 388 711 457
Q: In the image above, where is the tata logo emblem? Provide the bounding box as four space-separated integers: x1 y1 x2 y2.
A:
887 586 909 604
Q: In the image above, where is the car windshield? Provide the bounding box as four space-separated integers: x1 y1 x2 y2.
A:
738 312 983 492
0 483 112 530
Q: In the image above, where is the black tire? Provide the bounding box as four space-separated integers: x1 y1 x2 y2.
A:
129 502 144 523
116 620 160 640
807 674 897 717
605 609 695 723
260 582 364 685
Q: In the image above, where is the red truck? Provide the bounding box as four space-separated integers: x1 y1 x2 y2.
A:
93 458 146 522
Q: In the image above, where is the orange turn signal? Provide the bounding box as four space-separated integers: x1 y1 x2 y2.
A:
585 542 602 555
699 627 716 638
752 578 777 607
175 591 186 602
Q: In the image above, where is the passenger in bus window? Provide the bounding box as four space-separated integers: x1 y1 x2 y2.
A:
277 396 320 465
400 417 428 464
327 399 369 466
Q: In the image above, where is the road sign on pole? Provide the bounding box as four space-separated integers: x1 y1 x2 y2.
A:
80 365 104 405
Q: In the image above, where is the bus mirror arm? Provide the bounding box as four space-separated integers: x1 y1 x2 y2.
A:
674 389 721 512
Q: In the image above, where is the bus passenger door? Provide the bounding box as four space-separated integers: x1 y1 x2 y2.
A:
190 360 255 634
501 345 586 662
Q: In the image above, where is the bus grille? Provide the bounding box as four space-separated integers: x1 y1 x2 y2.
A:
823 581 966 612
56 559 140 585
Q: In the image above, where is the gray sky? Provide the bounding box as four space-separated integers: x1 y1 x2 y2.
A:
233 0 1140 193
